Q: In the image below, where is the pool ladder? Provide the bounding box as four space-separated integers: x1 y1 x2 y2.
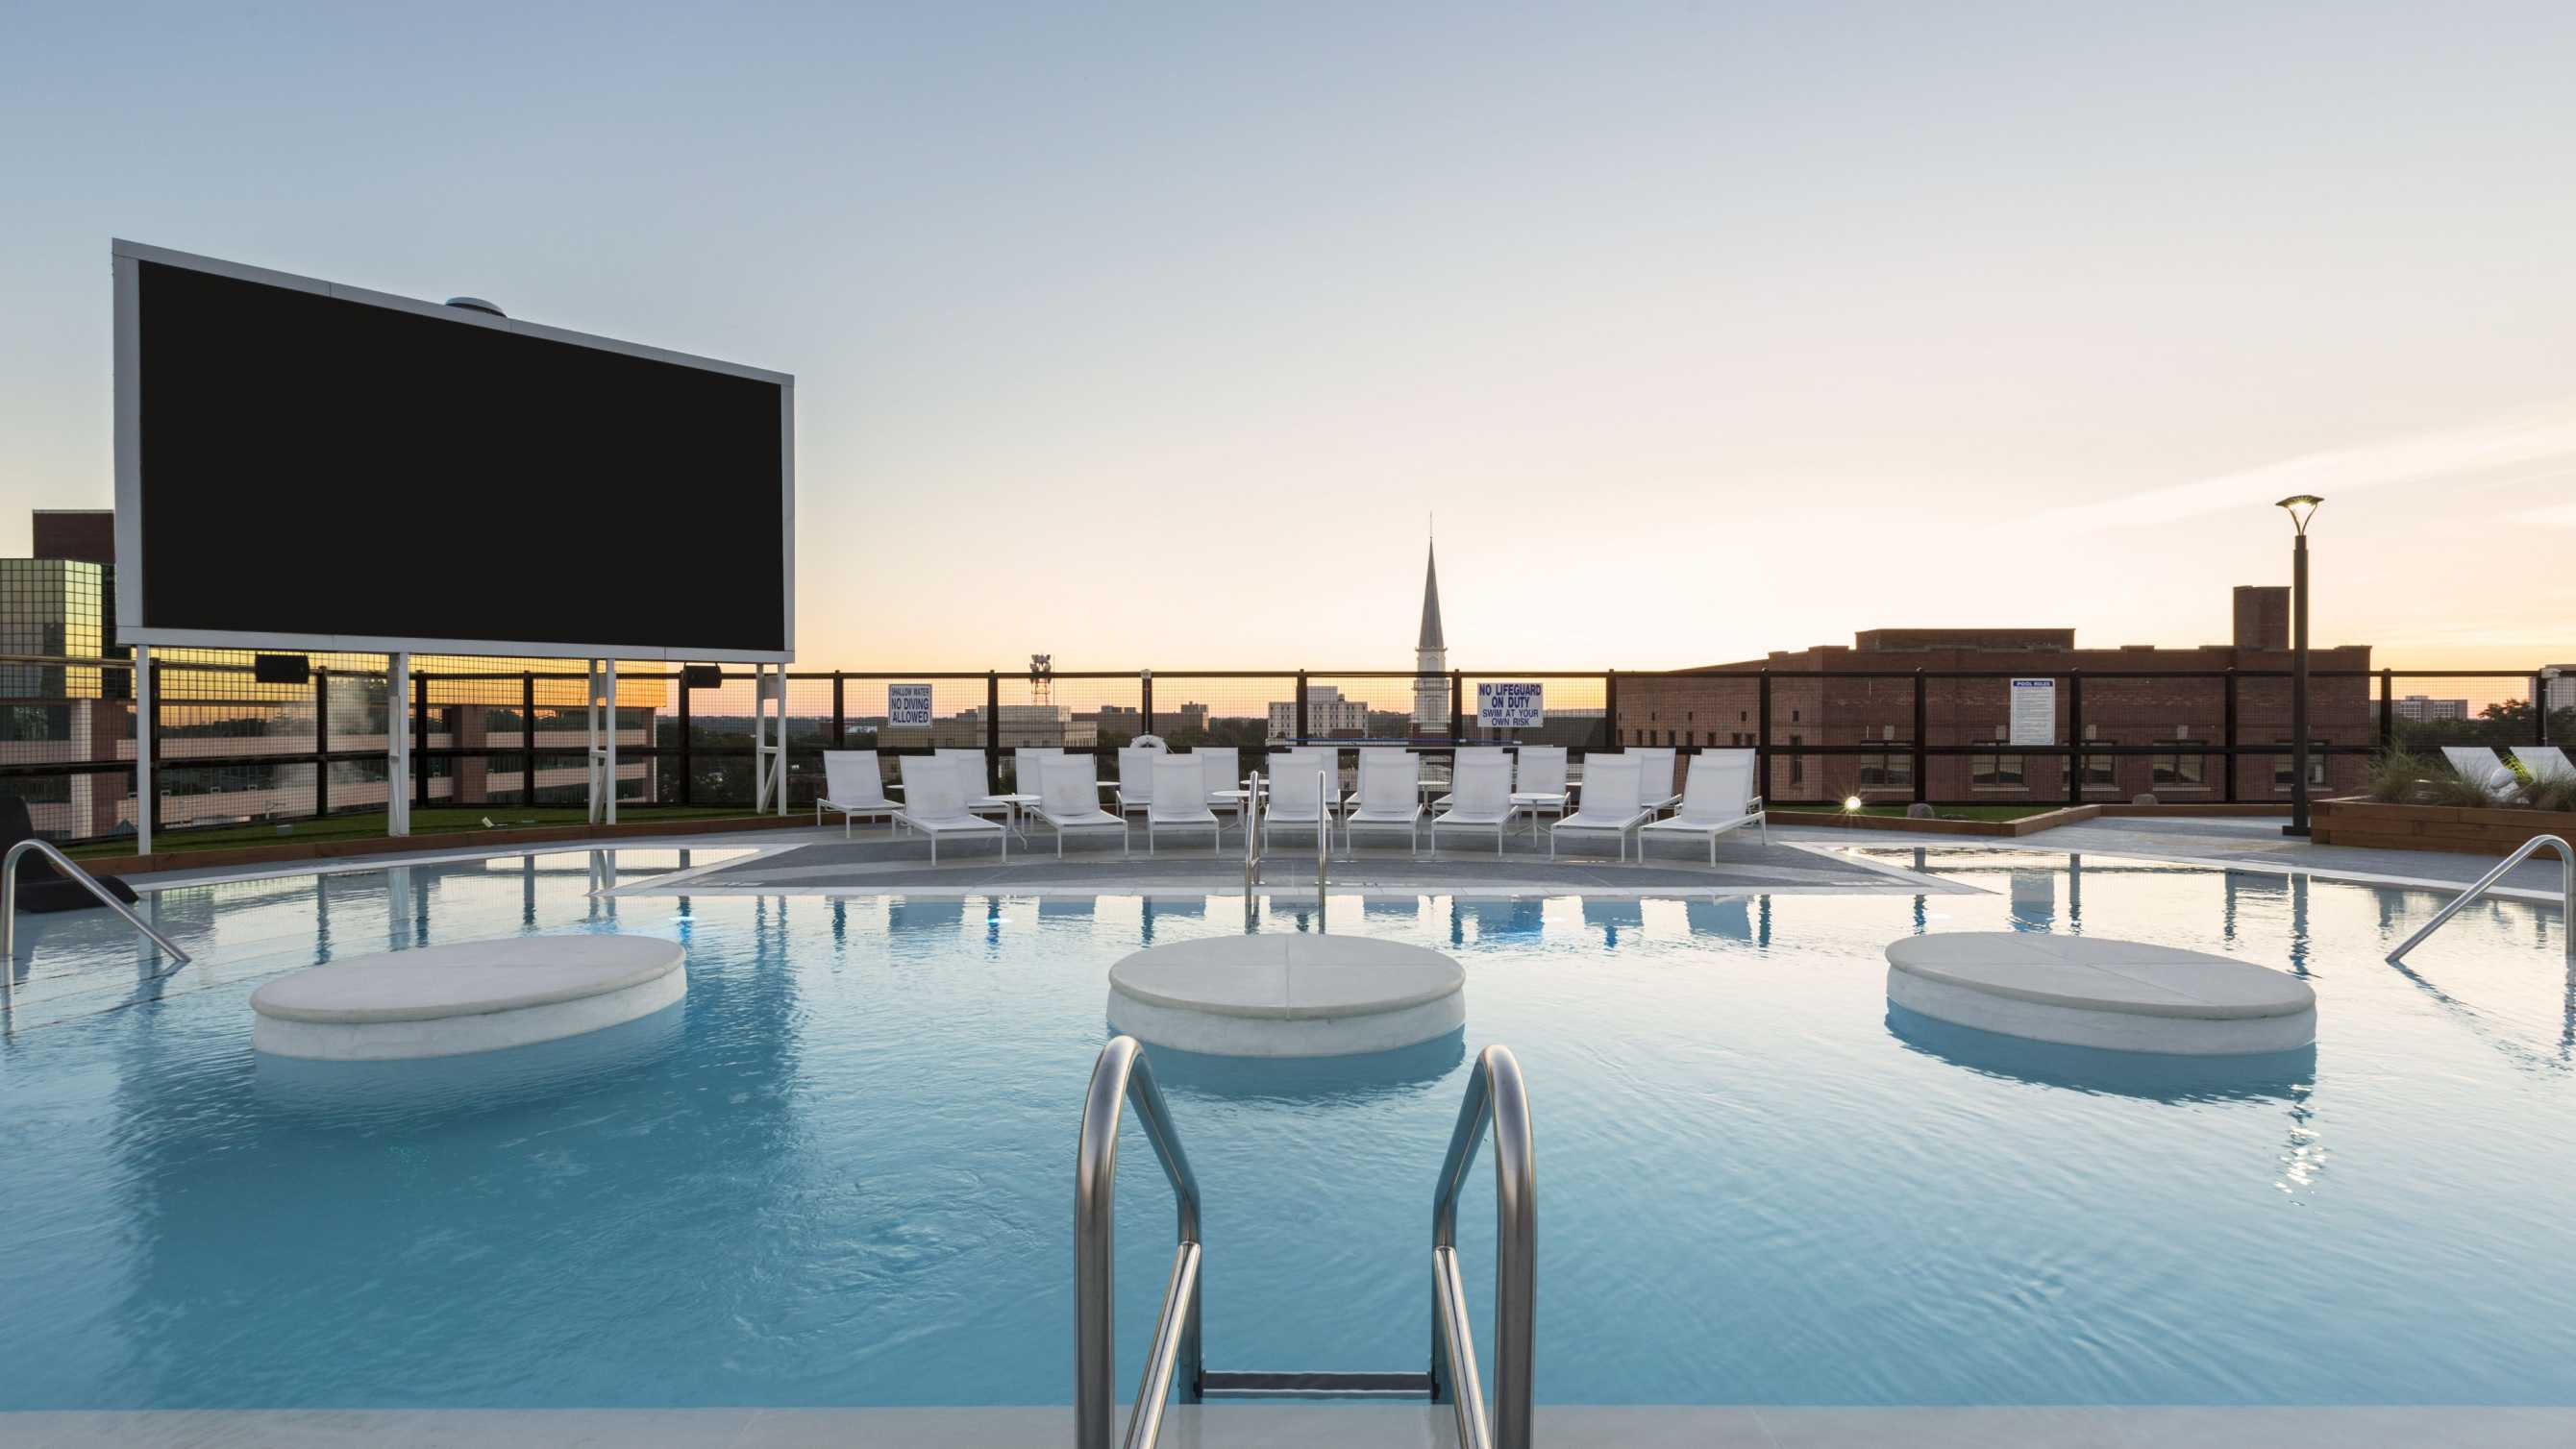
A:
2385 832 2574 967
1074 1036 1533 1449
1236 767 1333 933
1 838 192 1014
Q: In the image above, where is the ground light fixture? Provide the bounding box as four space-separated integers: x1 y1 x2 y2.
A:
2277 494 2323 836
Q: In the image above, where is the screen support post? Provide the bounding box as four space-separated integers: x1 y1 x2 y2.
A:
585 660 619 827
752 664 785 815
387 651 411 837
134 645 154 855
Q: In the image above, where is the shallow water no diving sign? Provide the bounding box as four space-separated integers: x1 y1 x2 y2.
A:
2009 677 2056 747
888 683 933 727
1477 681 1545 728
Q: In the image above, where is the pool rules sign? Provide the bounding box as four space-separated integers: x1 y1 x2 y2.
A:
1476 682 1545 729
2009 677 2056 746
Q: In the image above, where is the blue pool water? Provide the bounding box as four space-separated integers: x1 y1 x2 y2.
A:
1 847 2572 1409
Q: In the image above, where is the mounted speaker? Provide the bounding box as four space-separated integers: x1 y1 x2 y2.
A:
681 665 724 690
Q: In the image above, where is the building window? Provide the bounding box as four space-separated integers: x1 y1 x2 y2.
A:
2153 740 2208 787
1858 745 1913 788
1788 734 1804 785
1971 738 2024 786
0 704 72 743
2272 740 2328 789
2081 737 2117 786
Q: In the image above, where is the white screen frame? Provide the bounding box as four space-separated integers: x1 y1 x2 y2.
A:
111 239 796 663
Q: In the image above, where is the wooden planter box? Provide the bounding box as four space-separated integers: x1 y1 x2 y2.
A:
2310 797 2576 857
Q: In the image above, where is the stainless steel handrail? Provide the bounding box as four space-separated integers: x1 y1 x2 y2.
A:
2 838 191 1011
1315 767 1329 933
2387 833 2574 967
1243 770 1263 930
1077 1035 1205 1449
1429 1044 1536 1449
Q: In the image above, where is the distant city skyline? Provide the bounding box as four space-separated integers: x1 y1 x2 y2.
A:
3 3 2570 671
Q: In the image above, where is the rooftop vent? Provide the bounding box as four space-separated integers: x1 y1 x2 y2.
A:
444 297 507 318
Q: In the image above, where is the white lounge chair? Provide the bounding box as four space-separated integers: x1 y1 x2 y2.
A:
936 748 1014 824
1641 751 1768 863
1629 748 1679 818
1343 749 1424 859
1034 754 1127 858
1283 748 1347 815
1431 753 1514 858
1013 747 1062 799
1433 747 1509 809
1265 755 1334 850
1193 749 1245 833
2440 747 2521 802
817 749 900 837
1145 756 1223 857
2511 746 2575 787
1552 754 1647 862
1510 746 1569 836
896 755 1008 863
1113 745 1162 819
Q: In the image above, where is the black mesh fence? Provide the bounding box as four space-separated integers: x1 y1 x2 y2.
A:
0 655 2564 845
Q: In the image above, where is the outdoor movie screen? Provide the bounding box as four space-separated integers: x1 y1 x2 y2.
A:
112 241 793 661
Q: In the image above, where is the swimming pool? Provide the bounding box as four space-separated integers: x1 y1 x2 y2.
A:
1 847 2571 1411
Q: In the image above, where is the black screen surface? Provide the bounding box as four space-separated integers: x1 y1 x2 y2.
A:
134 259 788 656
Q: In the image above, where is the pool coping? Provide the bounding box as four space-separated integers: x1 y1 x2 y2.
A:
12 1404 2576 1447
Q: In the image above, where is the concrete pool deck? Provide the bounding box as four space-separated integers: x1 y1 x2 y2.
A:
99 813 2567 906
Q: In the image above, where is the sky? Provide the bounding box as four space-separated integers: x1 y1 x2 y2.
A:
3 2 2572 673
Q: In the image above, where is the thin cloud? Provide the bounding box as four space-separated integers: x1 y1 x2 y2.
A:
2021 399 2576 534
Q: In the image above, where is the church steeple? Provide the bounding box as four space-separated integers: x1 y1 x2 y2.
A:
1411 529 1449 734
1417 537 1445 651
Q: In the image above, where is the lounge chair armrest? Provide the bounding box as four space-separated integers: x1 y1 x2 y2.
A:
1746 795 1763 811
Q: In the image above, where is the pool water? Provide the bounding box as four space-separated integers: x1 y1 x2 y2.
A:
1 847 2572 1409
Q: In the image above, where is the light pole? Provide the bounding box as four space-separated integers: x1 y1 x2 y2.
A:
2278 495 2322 837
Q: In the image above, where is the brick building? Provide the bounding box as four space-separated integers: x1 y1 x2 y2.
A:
1615 586 2372 805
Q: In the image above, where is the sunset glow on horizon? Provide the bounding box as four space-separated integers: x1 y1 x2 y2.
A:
2 4 2569 674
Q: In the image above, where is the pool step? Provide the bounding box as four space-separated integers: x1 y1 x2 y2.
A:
1201 1369 1435 1400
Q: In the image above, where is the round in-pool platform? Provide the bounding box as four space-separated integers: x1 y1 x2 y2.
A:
1106 934 1466 1058
252 935 687 1062
1885 932 2315 1055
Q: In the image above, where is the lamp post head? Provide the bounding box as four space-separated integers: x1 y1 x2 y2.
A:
2276 494 2323 535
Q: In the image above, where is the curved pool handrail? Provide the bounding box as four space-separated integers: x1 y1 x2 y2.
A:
2386 833 2573 967
1075 1034 1204 1449
2 837 191 1012
1429 1043 1535 1449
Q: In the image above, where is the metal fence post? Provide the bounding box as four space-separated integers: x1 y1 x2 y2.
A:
1295 672 1309 743
1755 670 1771 798
832 673 846 749
988 671 1003 775
2537 674 2550 746
311 666 332 821
2222 668 2239 804
1451 670 1465 743
1140 670 1153 738
1603 669 1618 749
678 674 694 808
2379 668 2395 753
2065 670 2084 807
412 670 430 811
521 673 536 807
1912 669 1929 805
